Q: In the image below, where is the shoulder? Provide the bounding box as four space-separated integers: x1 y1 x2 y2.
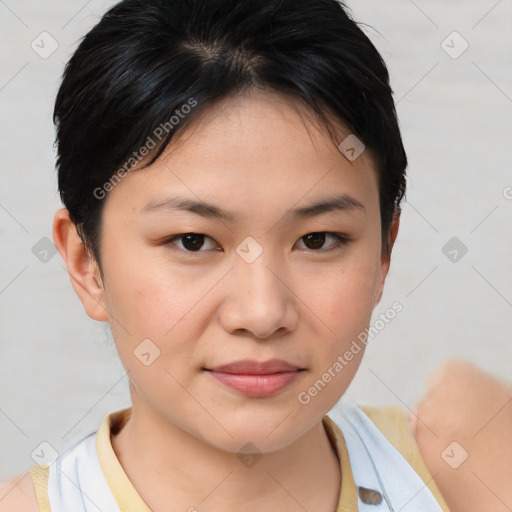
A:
360 403 414 454
360 402 452 511
0 472 40 512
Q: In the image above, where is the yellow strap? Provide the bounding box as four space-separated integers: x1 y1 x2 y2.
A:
361 405 451 512
28 463 52 512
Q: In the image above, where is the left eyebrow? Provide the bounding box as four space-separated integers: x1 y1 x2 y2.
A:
140 193 365 222
290 194 365 218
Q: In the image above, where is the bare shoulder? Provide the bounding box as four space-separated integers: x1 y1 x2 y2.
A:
0 472 40 512
411 358 512 512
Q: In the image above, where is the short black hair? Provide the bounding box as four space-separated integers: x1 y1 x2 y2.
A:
54 0 407 271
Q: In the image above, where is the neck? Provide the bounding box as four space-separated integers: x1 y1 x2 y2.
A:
111 399 341 512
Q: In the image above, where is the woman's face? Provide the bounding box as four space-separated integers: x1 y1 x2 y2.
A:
95 89 390 453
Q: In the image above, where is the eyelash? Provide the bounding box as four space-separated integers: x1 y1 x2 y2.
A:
162 232 350 255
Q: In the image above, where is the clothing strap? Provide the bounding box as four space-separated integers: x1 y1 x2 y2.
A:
361 404 451 512
28 463 51 512
327 395 446 512
46 432 122 512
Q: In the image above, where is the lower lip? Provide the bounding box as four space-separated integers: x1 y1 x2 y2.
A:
208 370 301 398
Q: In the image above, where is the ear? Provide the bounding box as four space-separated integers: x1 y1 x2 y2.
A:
374 209 400 306
53 208 109 322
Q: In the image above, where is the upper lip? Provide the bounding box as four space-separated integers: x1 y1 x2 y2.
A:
207 359 302 374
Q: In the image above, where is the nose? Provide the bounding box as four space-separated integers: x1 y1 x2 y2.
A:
218 250 299 340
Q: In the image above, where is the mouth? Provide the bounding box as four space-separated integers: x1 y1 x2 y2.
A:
204 359 305 398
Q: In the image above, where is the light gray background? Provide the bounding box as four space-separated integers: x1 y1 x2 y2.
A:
1 0 511 480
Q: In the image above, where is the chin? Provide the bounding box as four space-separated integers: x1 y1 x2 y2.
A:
195 409 309 455
207 430 298 456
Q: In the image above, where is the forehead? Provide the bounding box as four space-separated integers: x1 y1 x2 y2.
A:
103 89 380 222
164 89 373 169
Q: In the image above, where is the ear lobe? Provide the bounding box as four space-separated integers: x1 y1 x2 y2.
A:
374 210 401 306
52 208 109 322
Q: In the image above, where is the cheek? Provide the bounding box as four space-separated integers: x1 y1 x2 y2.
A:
311 252 382 332
301 246 382 392
293 262 379 417
100 251 205 377
102 242 198 329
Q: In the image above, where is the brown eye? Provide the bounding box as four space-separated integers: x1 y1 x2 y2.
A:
297 232 349 252
165 233 217 252
302 232 326 250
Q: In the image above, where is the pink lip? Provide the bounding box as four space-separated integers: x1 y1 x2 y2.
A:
206 359 303 398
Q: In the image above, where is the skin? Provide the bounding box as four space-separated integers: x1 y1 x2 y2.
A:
413 359 512 512
1 89 509 511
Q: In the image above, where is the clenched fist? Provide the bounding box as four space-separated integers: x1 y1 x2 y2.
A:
412 359 512 512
